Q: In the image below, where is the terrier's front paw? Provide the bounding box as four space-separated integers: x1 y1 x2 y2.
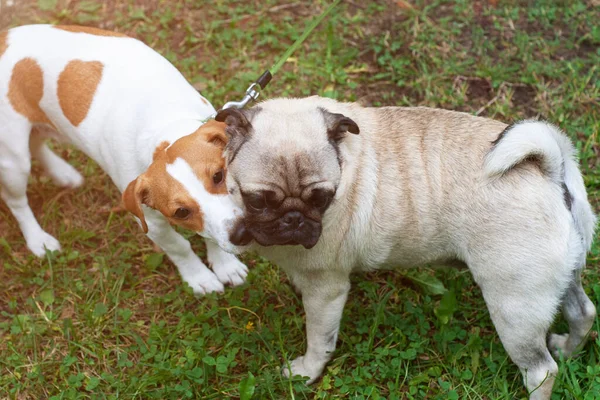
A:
213 257 248 287
282 356 324 385
27 232 61 257
183 270 225 296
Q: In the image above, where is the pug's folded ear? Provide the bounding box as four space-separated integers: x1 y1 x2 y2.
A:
320 108 360 142
215 107 261 162
215 108 251 128
122 176 150 233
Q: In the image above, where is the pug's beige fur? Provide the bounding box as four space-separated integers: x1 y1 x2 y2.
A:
218 97 597 400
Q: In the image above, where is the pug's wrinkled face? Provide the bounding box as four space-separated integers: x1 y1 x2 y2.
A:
216 100 359 249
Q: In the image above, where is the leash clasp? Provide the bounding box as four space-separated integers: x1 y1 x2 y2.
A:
221 82 260 110
221 70 272 110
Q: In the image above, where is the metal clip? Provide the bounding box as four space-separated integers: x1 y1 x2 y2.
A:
221 82 261 110
220 71 272 110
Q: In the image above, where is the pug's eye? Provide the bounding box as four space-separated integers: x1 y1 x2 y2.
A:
264 190 281 209
245 194 266 212
212 170 224 185
245 191 280 212
173 207 191 219
309 189 332 209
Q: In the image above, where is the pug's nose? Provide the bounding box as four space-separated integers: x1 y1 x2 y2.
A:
281 211 304 229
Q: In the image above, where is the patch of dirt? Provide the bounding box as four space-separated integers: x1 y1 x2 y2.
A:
466 78 493 102
511 84 537 109
577 36 600 56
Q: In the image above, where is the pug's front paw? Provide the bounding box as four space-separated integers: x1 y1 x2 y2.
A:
282 355 325 385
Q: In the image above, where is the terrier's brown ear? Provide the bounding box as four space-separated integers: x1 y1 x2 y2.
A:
153 141 170 161
200 120 228 149
122 177 149 233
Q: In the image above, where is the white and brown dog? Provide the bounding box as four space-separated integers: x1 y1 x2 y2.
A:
0 24 247 294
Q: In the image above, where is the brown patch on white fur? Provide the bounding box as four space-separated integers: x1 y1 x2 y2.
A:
0 31 8 59
122 121 228 234
54 25 128 37
153 141 171 160
163 120 228 194
57 60 104 126
8 58 53 125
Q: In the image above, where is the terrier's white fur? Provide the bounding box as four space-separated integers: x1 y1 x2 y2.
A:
0 25 246 294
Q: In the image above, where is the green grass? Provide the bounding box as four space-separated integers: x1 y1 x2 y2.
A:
1 0 599 399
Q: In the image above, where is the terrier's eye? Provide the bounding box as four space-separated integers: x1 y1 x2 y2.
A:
173 207 191 219
213 170 224 185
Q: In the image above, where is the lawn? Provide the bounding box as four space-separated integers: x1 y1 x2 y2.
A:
0 0 599 399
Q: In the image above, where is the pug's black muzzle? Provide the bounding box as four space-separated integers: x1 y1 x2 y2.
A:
230 211 322 249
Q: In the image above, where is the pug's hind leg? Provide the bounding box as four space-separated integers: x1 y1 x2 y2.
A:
282 270 351 384
548 269 596 358
473 266 565 400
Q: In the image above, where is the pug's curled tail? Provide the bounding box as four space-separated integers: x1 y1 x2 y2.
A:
484 120 597 251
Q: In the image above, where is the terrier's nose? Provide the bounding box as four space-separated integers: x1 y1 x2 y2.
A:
229 220 253 246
